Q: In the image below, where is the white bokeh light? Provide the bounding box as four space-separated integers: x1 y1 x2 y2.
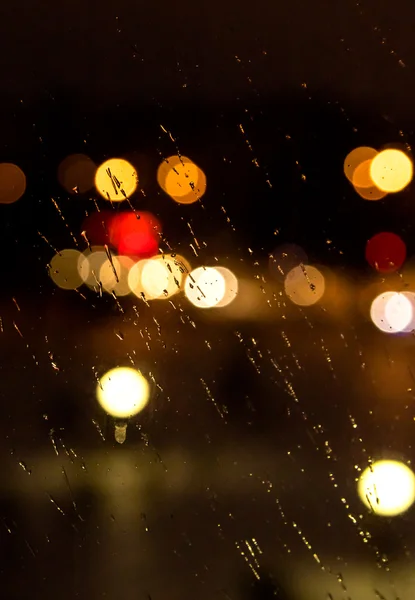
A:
214 267 238 307
185 266 226 308
96 367 150 418
141 259 171 299
384 292 413 332
371 291 414 333
358 460 415 516
99 255 134 296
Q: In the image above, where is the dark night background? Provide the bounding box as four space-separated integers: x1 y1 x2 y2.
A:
1 0 415 599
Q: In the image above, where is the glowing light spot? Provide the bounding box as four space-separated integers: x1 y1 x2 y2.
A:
344 147 377 184
157 155 207 204
141 259 170 299
185 266 226 308
109 211 161 258
214 267 238 307
401 291 415 332
0 163 26 204
352 159 374 189
385 292 413 332
140 254 191 300
358 460 415 516
96 367 150 418
127 260 149 298
370 149 413 193
269 243 308 281
370 291 413 333
284 265 325 306
77 247 107 288
354 184 387 201
365 232 406 273
370 292 397 333
99 255 135 296
57 154 96 194
95 158 138 201
49 249 84 290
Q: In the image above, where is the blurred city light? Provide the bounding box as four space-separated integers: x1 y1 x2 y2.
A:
96 367 150 418
344 147 377 184
284 264 325 306
0 163 26 204
184 266 226 308
77 246 108 288
353 183 387 201
127 259 148 298
157 155 207 204
351 159 373 189
370 149 413 193
49 248 84 290
269 243 308 281
370 292 398 333
109 211 161 258
351 158 387 200
401 291 415 332
370 291 414 333
384 292 413 332
214 267 238 307
99 255 134 296
95 158 138 201
57 153 96 194
140 254 191 300
365 232 406 273
358 460 415 516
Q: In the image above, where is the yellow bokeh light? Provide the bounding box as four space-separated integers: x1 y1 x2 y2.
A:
344 147 377 184
95 158 138 201
77 247 108 288
99 255 134 296
0 163 26 204
370 149 413 193
49 249 84 290
127 259 149 299
140 254 191 300
185 266 226 308
141 260 166 298
358 460 415 516
157 155 206 204
284 265 325 307
96 367 150 418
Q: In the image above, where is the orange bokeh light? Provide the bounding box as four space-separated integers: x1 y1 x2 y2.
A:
344 147 377 184
95 158 138 201
0 163 26 204
157 155 206 204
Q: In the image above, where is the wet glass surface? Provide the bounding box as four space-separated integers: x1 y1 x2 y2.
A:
1 1 415 598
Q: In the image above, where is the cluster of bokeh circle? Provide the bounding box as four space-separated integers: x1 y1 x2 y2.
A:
2 146 415 516
345 145 415 334
50 154 238 310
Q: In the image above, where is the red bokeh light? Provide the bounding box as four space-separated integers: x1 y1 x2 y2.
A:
109 211 161 258
365 232 406 273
